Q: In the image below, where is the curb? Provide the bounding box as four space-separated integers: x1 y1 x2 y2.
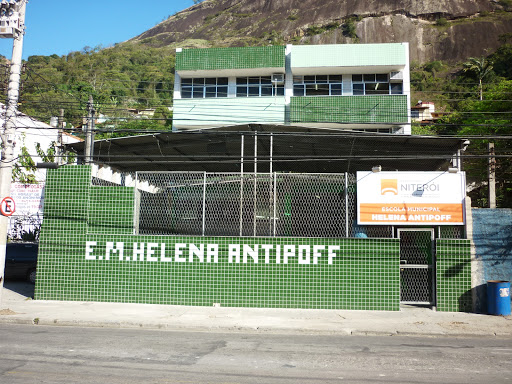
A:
1 315 511 338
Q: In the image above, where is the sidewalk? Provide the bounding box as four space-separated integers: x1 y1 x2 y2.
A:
1 282 511 337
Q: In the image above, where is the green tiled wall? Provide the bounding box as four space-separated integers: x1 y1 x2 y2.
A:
88 187 135 235
36 166 91 301
436 239 472 312
37 233 400 310
35 166 469 312
176 46 286 71
290 95 408 124
35 166 400 310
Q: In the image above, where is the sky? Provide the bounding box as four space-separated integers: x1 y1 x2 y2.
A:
0 0 198 60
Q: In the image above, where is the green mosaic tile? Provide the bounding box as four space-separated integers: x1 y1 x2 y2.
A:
290 95 408 124
176 46 286 71
88 187 135 235
35 165 404 310
436 239 472 312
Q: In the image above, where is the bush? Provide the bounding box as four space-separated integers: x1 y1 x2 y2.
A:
435 18 449 27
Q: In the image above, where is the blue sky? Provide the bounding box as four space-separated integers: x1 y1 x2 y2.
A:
0 0 198 60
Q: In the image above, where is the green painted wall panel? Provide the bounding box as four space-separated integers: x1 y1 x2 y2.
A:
174 97 286 127
292 44 407 68
290 95 408 124
177 46 286 71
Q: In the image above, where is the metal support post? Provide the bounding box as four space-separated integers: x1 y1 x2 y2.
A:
202 172 207 236
269 134 273 236
253 133 257 237
0 1 27 304
239 135 244 237
345 173 349 238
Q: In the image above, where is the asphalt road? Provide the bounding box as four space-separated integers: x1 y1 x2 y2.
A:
0 324 511 384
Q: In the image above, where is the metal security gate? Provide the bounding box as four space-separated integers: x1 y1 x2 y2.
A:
399 229 435 306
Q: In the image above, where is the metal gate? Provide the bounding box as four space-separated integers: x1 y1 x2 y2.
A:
399 229 435 306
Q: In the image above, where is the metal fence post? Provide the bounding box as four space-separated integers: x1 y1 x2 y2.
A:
273 172 277 237
202 172 207 236
239 135 244 237
345 172 349 238
253 133 257 237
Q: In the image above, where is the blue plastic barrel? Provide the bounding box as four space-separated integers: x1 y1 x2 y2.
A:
487 281 511 316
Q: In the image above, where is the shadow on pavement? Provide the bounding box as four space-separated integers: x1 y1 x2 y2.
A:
3 281 34 300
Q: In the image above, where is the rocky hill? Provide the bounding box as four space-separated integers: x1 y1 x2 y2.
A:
130 0 512 63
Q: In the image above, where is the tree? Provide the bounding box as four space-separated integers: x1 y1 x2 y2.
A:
442 80 512 207
462 57 494 101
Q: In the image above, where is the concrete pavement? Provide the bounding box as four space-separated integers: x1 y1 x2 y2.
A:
1 282 511 337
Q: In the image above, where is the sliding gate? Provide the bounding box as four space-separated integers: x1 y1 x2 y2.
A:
398 229 435 306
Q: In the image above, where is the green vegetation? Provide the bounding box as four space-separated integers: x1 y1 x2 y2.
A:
3 36 512 206
342 18 358 39
435 17 449 27
306 22 340 36
7 43 176 129
410 46 512 207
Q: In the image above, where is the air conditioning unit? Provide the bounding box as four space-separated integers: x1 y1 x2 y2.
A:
389 71 403 82
271 73 285 84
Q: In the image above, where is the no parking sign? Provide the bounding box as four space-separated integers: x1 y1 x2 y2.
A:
0 197 15 217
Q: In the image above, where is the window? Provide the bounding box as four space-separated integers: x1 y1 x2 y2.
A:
181 77 228 98
352 74 402 95
293 75 343 96
236 76 284 97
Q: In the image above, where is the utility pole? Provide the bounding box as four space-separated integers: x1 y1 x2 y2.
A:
56 108 64 165
84 95 95 164
0 0 27 304
488 142 496 209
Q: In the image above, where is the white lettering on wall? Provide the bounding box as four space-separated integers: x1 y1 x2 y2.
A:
189 244 204 263
133 243 145 261
86 241 97 260
229 244 240 263
207 244 218 263
298 245 310 265
261 244 273 264
175 243 187 262
328 245 340 264
85 241 345 265
147 243 159 262
312 245 325 265
243 244 258 264
283 245 295 264
106 242 124 261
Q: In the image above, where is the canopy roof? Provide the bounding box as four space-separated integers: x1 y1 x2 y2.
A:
66 124 467 174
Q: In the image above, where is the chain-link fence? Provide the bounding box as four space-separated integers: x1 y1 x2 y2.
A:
133 171 394 238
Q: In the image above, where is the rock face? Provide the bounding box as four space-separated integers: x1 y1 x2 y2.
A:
131 0 512 63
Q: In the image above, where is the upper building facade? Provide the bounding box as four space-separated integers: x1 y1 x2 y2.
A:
173 43 411 134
